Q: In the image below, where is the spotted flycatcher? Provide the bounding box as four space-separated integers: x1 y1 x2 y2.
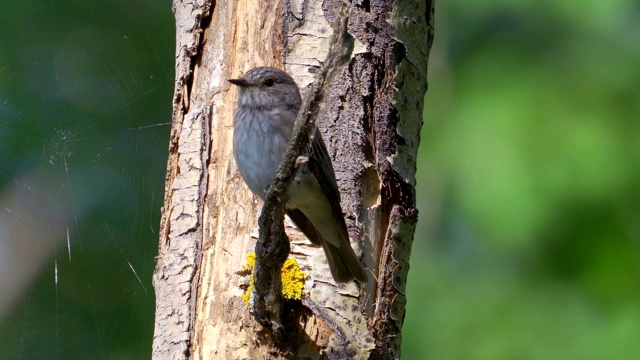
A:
229 67 367 283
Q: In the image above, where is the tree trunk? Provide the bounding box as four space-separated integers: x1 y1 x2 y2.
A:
152 0 434 359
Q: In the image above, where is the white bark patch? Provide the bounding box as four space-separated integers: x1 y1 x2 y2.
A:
286 0 365 89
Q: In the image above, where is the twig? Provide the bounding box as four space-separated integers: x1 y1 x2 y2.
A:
251 1 354 331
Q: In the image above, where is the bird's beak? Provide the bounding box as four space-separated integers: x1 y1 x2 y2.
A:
228 78 251 87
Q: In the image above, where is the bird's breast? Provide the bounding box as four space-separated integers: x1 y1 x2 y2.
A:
233 107 293 198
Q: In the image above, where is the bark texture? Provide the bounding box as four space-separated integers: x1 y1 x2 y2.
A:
153 0 434 359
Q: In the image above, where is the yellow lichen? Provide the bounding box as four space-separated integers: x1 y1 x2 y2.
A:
280 257 307 300
241 252 307 307
243 252 256 271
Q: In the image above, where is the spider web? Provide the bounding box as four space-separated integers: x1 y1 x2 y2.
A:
0 0 174 358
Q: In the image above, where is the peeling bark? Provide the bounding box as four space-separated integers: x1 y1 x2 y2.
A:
153 0 434 359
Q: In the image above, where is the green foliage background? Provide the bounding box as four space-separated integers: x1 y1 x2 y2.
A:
0 0 637 358
0 1 173 358
404 1 640 359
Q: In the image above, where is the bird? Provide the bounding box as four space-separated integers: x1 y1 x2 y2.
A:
229 66 368 283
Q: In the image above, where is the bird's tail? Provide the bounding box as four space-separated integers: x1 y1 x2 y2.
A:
322 240 368 283
286 209 368 283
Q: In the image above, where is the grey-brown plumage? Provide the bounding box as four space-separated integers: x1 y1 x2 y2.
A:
229 67 367 283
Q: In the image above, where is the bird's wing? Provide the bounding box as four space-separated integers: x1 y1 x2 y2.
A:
286 209 323 246
306 128 350 236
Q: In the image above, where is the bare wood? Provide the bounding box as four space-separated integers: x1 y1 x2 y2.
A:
153 0 434 358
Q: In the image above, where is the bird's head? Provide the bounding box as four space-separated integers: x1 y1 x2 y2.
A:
228 67 302 110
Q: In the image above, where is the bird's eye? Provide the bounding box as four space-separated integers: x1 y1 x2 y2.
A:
264 78 275 87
